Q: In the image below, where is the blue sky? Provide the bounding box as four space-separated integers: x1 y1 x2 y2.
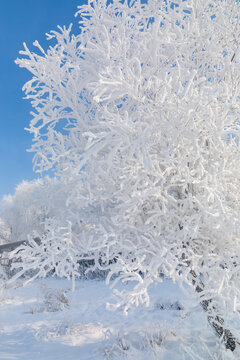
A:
0 0 86 200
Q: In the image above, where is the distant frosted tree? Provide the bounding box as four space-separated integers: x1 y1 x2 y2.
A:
13 0 240 350
0 218 10 245
1 179 50 242
0 178 68 242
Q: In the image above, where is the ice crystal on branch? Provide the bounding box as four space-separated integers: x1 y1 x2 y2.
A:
14 0 240 341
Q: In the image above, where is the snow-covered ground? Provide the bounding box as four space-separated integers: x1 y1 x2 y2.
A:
0 276 238 360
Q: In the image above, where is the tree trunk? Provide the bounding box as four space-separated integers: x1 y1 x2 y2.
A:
190 269 237 351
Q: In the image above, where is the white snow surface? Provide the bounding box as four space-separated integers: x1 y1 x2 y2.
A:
0 277 238 360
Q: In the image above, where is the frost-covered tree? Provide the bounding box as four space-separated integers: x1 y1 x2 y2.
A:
0 177 77 243
0 218 10 245
13 0 240 350
1 178 55 242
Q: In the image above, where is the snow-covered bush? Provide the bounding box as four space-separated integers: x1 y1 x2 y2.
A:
40 283 69 312
104 328 165 359
14 0 240 350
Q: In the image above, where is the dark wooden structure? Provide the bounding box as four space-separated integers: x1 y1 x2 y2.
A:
0 238 41 266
